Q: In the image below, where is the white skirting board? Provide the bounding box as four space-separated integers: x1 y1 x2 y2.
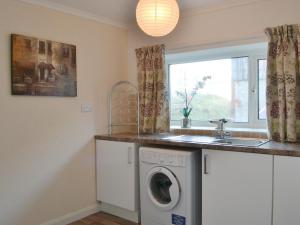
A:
40 204 101 225
99 202 140 223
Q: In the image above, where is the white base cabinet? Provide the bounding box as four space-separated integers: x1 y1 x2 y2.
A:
96 140 138 211
202 149 273 225
273 156 300 225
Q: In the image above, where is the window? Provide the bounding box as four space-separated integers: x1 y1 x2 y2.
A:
47 42 52 55
167 43 267 129
39 41 45 54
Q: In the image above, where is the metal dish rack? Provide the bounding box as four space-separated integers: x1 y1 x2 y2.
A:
108 81 139 135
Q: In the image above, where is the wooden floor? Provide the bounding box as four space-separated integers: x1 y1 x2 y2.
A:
69 212 139 225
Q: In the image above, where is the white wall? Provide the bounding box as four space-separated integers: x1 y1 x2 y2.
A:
0 1 128 225
127 0 300 82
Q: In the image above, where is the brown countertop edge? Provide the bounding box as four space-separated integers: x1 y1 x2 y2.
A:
94 133 300 157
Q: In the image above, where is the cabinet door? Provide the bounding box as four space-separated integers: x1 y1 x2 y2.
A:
274 156 300 225
96 140 138 211
202 149 272 225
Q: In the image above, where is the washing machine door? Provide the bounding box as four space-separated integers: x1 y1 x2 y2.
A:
146 167 181 211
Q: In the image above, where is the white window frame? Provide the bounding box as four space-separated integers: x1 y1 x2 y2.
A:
166 43 267 129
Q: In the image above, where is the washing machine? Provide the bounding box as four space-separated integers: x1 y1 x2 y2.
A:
139 147 201 225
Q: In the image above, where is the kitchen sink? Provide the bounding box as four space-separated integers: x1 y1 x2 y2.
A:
211 138 268 147
163 135 217 143
163 135 268 147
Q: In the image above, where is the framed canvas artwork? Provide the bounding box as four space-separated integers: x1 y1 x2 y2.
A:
11 34 77 96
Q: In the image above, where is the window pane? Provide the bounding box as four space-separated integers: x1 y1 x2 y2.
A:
258 59 267 120
170 57 249 123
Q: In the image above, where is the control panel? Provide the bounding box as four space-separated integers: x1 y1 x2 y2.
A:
141 150 186 167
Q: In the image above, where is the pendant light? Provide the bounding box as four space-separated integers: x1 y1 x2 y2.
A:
136 0 180 37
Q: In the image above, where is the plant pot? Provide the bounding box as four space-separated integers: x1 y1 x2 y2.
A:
181 118 191 128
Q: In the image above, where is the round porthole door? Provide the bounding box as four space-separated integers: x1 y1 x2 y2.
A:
146 167 181 211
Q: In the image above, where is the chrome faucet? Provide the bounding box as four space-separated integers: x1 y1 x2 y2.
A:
209 118 231 139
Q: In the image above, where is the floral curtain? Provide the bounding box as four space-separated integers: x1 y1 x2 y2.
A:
135 44 170 134
265 24 300 142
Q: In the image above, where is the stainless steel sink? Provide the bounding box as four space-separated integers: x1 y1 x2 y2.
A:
211 138 268 147
163 135 217 143
163 135 268 147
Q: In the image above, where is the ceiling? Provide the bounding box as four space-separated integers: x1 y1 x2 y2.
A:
22 0 261 27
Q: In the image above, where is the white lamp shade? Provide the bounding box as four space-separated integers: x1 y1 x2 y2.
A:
136 0 180 37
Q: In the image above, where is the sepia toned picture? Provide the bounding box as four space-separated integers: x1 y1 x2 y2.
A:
11 34 77 96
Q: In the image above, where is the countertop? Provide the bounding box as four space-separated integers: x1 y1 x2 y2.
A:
95 133 300 157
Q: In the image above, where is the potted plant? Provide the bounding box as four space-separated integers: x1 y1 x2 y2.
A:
176 76 211 128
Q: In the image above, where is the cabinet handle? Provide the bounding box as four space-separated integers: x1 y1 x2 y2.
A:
127 147 133 164
204 154 208 175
